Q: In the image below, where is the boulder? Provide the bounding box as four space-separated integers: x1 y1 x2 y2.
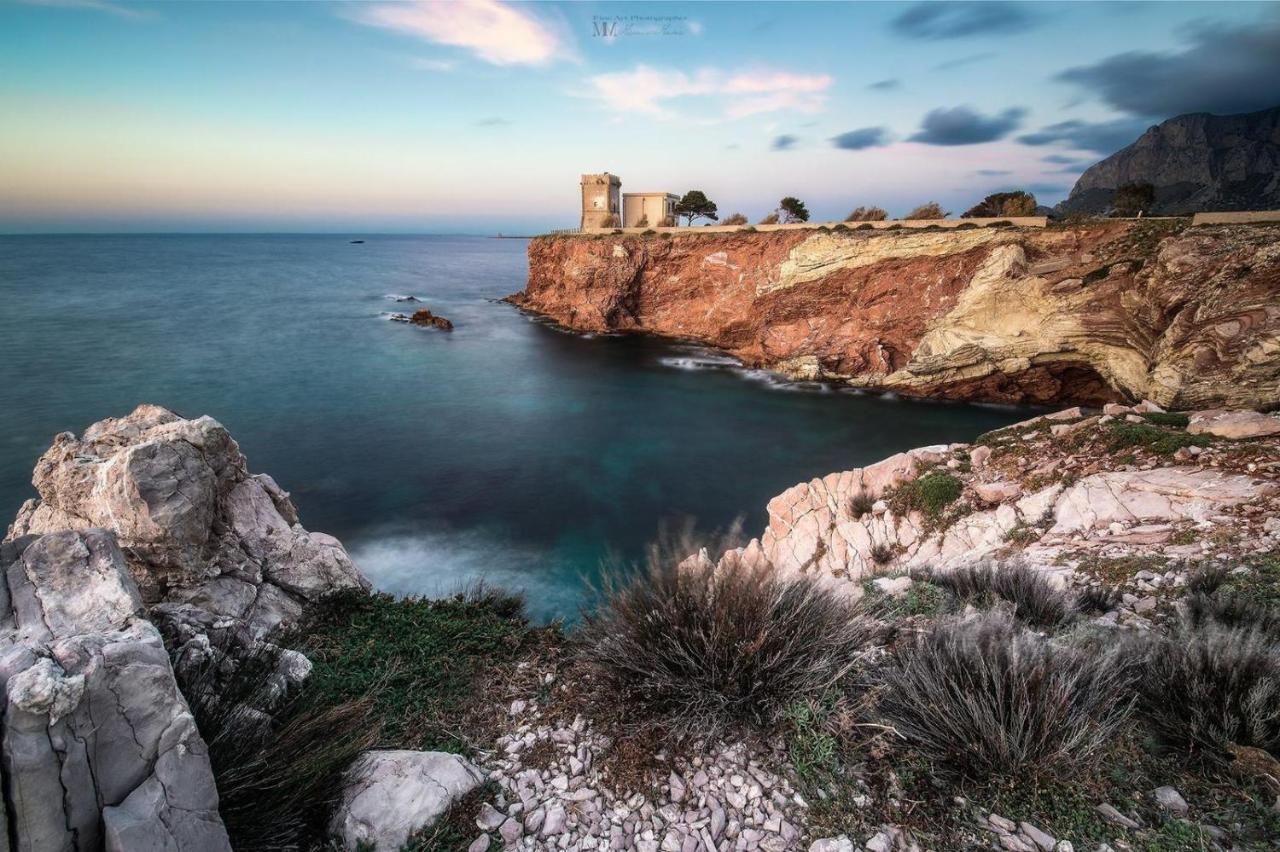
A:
0 530 230 851
6 405 369 676
1187 409 1280 440
332 750 485 851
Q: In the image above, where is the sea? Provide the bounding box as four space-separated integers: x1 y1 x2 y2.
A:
0 234 1028 621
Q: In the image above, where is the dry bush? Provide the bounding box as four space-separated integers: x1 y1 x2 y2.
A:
722 212 748 225
1184 592 1280 641
845 206 888 222
1075 584 1122 615
183 645 378 850
925 564 1076 629
849 491 875 519
1136 619 1280 767
758 212 780 225
576 525 880 737
879 612 1134 780
905 201 948 220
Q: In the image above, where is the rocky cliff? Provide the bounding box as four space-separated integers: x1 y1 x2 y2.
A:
513 221 1280 409
1 405 370 850
699 403 1280 615
1058 106 1280 215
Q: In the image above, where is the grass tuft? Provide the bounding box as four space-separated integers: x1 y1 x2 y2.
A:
925 564 1076 629
576 527 880 737
879 612 1134 781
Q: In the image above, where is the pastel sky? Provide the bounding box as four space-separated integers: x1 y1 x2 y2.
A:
3 0 1280 233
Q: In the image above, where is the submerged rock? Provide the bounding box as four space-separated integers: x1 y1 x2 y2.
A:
332 750 485 851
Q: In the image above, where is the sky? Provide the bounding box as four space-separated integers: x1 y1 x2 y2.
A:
2 0 1280 233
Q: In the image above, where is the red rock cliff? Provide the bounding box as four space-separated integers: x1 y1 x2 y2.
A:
511 222 1280 409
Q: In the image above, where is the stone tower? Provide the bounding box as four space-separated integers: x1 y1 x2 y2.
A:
580 172 621 229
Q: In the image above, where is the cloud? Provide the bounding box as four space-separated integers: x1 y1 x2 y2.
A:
409 57 457 72
1023 183 1068 195
867 79 900 91
932 52 996 71
1055 19 1280 117
584 65 833 120
772 135 798 151
1017 117 1150 154
891 2 1038 40
830 127 890 150
358 0 572 66
975 169 1012 176
908 105 1026 145
1041 154 1083 165
475 116 511 126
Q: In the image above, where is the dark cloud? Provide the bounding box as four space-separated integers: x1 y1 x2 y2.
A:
830 127 890 150
975 169 1012 176
475 117 511 127
932 52 996 71
1055 19 1280 117
1041 154 1084 165
868 79 900 91
908 106 1026 145
1017 117 1150 154
892 2 1038 40
772 134 798 151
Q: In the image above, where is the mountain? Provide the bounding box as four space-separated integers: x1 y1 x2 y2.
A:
1056 106 1280 215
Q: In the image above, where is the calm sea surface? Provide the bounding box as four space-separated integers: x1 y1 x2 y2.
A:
0 235 1027 620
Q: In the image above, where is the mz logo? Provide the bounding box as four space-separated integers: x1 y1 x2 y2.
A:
592 19 617 38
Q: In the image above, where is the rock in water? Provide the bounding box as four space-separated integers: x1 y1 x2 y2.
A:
410 308 454 330
0 530 231 851
6 404 369 679
332 750 485 851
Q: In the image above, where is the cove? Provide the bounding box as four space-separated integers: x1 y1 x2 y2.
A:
0 234 1027 621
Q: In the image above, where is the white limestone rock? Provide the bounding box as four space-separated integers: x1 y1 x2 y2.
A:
332 750 485 851
1187 409 1280 440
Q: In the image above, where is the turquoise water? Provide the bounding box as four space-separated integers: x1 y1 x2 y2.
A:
0 235 1026 620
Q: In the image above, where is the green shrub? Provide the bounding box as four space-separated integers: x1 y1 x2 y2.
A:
1105 421 1196 456
576 529 880 736
954 222 979 230
855 223 874 231
1139 412 1190 428
891 471 963 521
879 613 1134 780
986 220 1014 228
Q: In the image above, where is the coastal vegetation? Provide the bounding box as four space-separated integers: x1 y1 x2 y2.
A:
673 189 719 225
963 190 1038 218
777 196 811 223
905 200 948 219
844 205 888 221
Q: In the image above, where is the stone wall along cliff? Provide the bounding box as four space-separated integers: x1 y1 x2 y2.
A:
513 222 1280 409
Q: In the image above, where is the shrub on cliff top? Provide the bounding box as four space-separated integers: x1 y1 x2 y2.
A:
879 612 1135 780
845 205 888 222
758 211 780 225
576 525 879 736
905 201 948 220
722 212 748 225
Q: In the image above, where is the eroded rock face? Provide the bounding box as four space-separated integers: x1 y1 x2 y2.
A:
7 404 369 642
0 529 231 851
514 222 1280 409
332 750 485 851
709 407 1280 594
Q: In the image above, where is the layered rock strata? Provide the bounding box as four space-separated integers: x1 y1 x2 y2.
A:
514 222 1280 409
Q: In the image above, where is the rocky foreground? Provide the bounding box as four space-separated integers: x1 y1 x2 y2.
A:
513 220 1280 409
4 403 1280 850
